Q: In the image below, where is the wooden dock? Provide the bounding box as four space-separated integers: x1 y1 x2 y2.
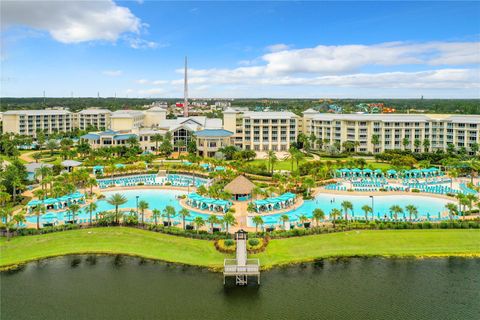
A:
223 230 260 285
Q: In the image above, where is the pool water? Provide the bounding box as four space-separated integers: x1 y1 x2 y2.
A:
26 189 214 225
249 193 455 226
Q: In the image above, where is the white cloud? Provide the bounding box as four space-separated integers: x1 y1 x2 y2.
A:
125 37 159 49
1 0 141 43
152 80 168 85
266 43 290 52
135 79 149 84
102 70 123 77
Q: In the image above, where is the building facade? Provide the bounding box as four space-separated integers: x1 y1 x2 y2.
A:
76 109 111 131
302 110 480 155
223 108 300 152
2 109 74 136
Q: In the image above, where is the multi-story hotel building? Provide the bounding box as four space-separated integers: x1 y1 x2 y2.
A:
2 109 74 136
302 110 480 155
75 109 111 131
223 108 300 152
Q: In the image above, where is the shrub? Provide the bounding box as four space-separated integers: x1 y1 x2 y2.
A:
224 239 234 247
248 238 259 246
411 188 420 193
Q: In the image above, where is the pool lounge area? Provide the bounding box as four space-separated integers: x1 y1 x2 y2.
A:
248 193 456 228
97 174 210 189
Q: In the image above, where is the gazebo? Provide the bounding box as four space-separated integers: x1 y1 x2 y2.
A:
93 165 104 175
224 175 256 201
61 160 82 172
27 192 86 213
187 193 232 213
254 192 296 212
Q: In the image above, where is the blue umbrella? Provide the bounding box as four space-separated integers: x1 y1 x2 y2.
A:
427 213 431 221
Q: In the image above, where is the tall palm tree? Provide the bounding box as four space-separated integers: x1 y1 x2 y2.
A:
361 205 372 221
194 216 205 234
34 205 46 230
252 215 264 234
152 208 161 225
445 203 458 222
280 214 289 230
329 208 341 228
389 205 403 221
87 202 98 225
138 200 149 225
0 205 14 241
267 150 277 175
179 208 190 230
222 212 236 237
151 134 163 154
106 193 127 224
207 215 220 233
405 204 418 221
465 194 477 214
312 208 325 227
162 205 176 226
341 200 353 221
68 203 80 224
86 178 98 196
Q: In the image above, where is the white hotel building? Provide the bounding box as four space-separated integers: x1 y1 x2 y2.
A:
2 107 479 156
223 108 300 152
302 109 480 155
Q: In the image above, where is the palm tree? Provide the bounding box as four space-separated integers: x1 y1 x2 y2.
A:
445 203 458 222
303 177 315 197
0 205 14 240
151 134 163 154
138 200 149 225
151 208 161 225
252 215 264 234
389 205 403 221
280 214 289 230
162 205 176 226
288 146 297 172
68 203 80 224
33 205 46 230
329 208 341 228
193 216 205 234
87 202 97 225
13 211 26 229
86 178 98 196
341 200 353 221
405 204 418 221
361 205 373 221
207 215 220 233
465 194 477 214
106 193 127 224
267 150 277 175
222 212 236 237
298 214 309 227
312 208 325 227
179 208 190 230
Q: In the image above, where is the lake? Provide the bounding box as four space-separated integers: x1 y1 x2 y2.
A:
1 256 479 320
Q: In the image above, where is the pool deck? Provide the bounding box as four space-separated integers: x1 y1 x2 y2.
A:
314 187 455 201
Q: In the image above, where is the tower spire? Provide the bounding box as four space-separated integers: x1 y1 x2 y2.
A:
183 56 189 117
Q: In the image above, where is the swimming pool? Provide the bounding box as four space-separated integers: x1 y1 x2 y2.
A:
248 193 456 226
25 189 215 225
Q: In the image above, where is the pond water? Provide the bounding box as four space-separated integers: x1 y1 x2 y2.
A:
251 193 455 226
1 256 479 320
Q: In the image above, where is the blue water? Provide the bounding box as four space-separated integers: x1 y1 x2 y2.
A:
26 189 214 225
249 193 455 226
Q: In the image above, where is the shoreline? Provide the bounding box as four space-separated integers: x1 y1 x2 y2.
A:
2 251 479 273
1 227 479 272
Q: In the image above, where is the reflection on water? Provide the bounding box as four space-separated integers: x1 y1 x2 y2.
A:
1 256 479 320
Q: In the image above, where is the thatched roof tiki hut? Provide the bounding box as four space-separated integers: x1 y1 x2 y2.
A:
224 175 255 201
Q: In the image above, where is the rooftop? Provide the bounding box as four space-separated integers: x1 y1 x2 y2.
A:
224 175 255 195
195 129 234 137
242 111 299 119
3 109 71 115
78 109 112 115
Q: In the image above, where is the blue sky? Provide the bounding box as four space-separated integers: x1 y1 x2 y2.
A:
1 1 479 98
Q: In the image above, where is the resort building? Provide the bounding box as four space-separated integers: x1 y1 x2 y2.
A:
223 108 300 152
2 109 74 137
110 110 146 131
195 129 234 157
302 110 480 155
76 109 111 131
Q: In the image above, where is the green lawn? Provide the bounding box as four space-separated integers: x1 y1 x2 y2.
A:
1 228 479 270
248 159 304 171
254 229 480 267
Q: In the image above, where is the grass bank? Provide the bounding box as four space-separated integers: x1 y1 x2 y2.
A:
1 228 479 270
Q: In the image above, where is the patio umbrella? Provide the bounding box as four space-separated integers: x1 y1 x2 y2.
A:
426 213 431 221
